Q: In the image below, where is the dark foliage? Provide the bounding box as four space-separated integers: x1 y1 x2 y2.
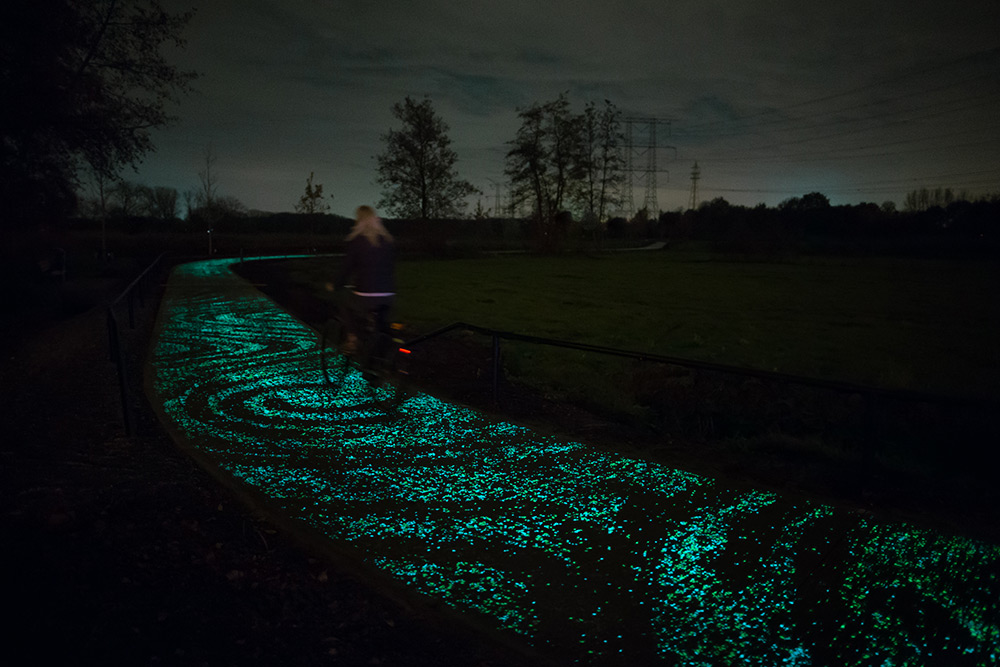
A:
376 96 478 220
1 0 195 228
660 195 1000 258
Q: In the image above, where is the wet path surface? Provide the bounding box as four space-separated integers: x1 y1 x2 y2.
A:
148 258 999 666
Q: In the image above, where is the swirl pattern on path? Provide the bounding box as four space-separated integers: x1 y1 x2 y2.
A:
148 258 1000 666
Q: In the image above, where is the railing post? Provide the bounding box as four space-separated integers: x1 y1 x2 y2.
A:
492 333 501 404
106 306 118 362
404 319 993 421
107 308 134 436
104 253 166 437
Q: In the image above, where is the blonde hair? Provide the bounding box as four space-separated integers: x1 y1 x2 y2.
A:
347 205 393 245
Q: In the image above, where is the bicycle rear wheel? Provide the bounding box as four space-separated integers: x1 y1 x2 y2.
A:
319 317 350 390
366 332 411 415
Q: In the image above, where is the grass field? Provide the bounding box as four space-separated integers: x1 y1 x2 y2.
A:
247 250 1000 535
285 250 1000 402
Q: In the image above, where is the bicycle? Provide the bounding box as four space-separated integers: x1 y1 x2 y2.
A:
319 290 412 414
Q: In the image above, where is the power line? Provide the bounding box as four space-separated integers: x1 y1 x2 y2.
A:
703 134 1000 165
662 48 1000 202
689 162 700 211
676 86 1000 148
622 117 675 216
677 47 1000 136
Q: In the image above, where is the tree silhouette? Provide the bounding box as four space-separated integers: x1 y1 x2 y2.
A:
0 0 196 228
375 96 478 220
197 145 219 212
505 93 586 249
578 99 625 222
295 171 331 245
294 172 330 216
145 186 180 221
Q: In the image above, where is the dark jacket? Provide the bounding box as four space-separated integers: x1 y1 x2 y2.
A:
338 235 395 294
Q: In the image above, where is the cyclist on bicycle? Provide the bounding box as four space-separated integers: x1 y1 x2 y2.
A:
333 205 395 353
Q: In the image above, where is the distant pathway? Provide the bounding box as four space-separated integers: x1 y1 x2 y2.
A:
148 258 1000 666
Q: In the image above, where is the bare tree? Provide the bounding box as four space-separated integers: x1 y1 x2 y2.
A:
145 186 179 221
217 195 247 218
197 145 219 210
295 172 331 244
182 190 196 221
376 96 478 220
111 180 145 219
88 167 113 258
190 144 226 232
505 93 586 249
578 99 625 222
903 186 968 212
1 0 196 228
294 172 331 215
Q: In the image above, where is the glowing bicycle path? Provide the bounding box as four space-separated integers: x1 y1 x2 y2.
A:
147 258 999 666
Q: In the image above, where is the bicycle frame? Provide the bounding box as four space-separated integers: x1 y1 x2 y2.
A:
319 290 411 412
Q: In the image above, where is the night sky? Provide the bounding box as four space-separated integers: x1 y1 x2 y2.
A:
134 0 1000 217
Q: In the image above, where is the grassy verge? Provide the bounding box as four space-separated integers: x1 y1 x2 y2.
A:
242 250 1000 540
291 249 1000 400
260 249 1000 455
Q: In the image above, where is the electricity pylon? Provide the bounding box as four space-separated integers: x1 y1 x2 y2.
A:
689 161 700 211
621 117 676 218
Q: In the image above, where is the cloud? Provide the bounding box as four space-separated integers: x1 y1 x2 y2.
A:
143 0 1000 213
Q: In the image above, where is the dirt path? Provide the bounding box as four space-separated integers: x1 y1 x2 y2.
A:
1 275 533 666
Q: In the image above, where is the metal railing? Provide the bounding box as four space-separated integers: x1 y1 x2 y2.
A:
106 253 167 435
404 321 994 410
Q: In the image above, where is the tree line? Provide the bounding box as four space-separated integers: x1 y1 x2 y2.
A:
371 94 997 254
1 0 196 230
374 93 626 251
2 0 993 260
653 191 1000 256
